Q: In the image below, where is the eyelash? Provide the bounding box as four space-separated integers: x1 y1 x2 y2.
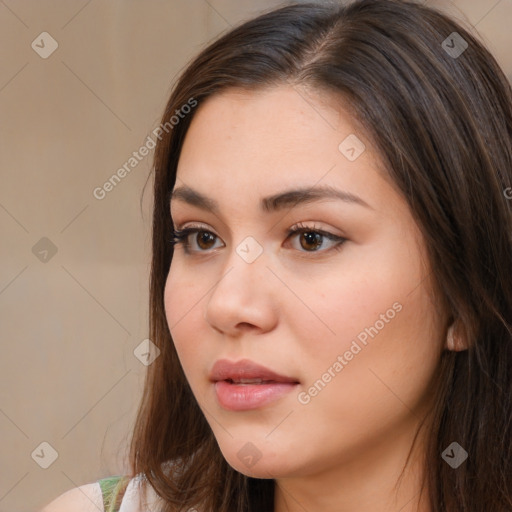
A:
169 222 347 256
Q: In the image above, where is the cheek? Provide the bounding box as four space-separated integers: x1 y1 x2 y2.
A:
163 266 207 377
288 247 419 361
300 293 441 447
290 235 442 410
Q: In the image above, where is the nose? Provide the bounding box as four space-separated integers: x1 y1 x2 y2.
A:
204 244 278 337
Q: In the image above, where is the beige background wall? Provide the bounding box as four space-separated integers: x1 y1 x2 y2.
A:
0 1 510 511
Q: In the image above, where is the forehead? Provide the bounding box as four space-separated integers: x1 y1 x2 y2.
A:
178 85 355 165
173 84 393 215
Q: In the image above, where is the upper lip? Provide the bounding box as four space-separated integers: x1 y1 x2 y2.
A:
209 358 299 383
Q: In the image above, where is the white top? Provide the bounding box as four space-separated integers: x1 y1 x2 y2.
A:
115 475 164 512
103 474 198 512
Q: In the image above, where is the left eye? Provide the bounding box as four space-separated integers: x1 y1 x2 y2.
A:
290 229 341 252
169 225 347 254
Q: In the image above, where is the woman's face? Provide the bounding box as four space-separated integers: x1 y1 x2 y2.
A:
165 84 447 480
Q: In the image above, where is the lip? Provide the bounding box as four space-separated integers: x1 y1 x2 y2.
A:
210 358 300 411
209 358 299 384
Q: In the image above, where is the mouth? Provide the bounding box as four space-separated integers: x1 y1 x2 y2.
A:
210 359 300 411
224 378 292 385
209 358 300 384
213 380 299 411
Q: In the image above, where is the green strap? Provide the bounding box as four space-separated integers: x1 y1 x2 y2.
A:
98 476 130 512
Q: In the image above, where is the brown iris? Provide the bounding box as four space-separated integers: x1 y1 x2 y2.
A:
195 231 216 250
299 231 323 251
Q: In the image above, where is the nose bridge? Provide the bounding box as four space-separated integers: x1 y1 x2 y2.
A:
217 233 268 293
233 234 266 266
204 233 276 333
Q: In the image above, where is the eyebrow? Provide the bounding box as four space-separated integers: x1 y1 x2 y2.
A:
170 184 373 214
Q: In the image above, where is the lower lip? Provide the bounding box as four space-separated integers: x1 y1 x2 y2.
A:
214 380 298 411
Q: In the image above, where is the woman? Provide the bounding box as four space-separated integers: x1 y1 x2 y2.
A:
42 0 512 511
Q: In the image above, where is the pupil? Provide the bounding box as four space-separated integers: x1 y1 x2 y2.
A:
198 231 214 249
302 232 321 251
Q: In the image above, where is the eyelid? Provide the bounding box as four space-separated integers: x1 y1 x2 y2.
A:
173 222 223 242
172 221 344 237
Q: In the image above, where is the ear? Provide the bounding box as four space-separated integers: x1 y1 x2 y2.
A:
445 321 468 352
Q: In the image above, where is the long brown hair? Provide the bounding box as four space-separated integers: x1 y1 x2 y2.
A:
128 1 512 510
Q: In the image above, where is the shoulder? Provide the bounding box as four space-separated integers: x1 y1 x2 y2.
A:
39 483 103 512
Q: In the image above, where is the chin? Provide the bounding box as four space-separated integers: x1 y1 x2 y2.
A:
218 443 296 479
226 458 287 479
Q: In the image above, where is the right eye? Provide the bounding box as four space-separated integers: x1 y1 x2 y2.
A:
170 226 224 254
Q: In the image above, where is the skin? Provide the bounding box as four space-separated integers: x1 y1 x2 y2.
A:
164 84 451 512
